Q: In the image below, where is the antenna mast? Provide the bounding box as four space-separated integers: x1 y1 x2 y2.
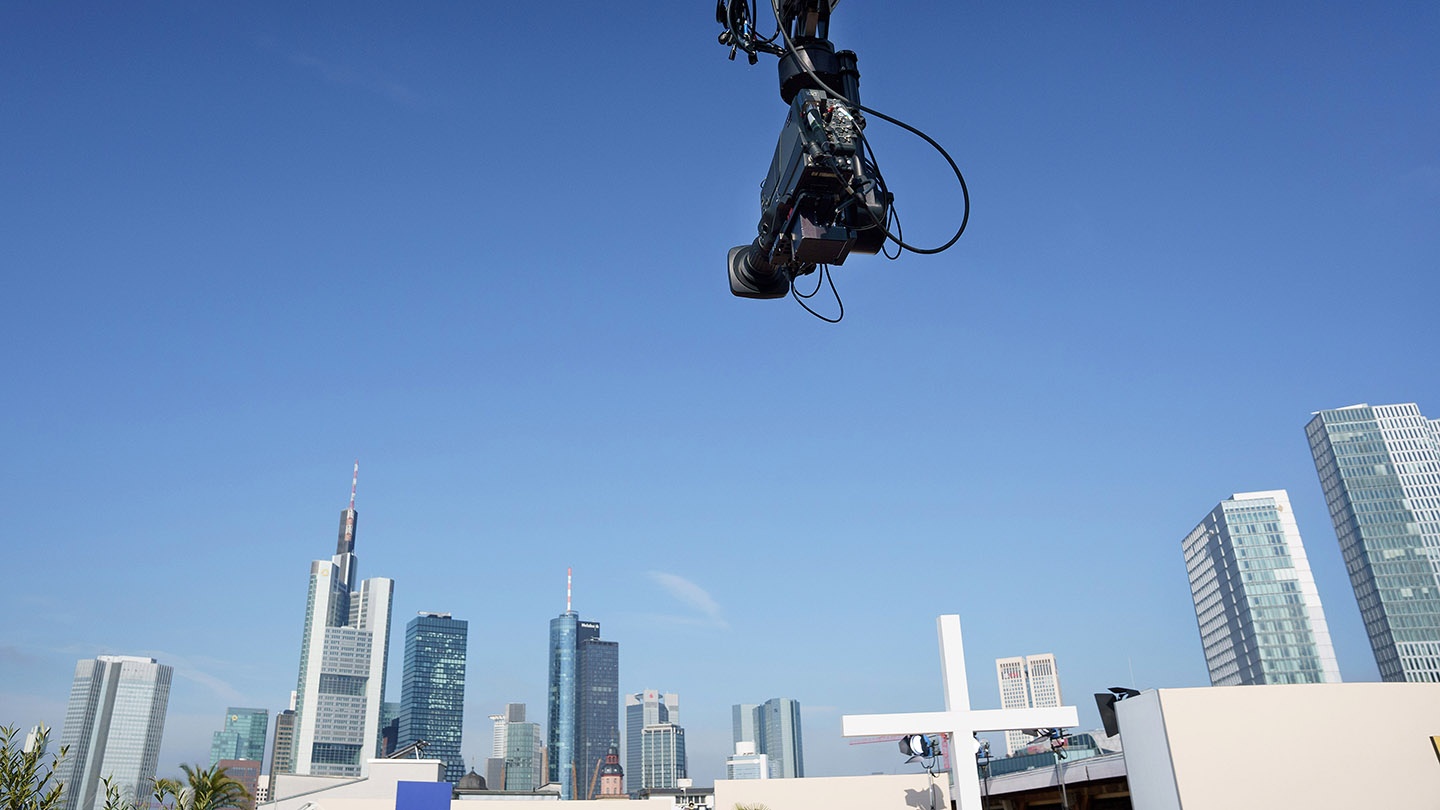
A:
567 567 573 613
349 460 359 511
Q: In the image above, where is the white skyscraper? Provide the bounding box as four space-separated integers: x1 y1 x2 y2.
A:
1307 403 1440 683
995 654 1060 756
55 655 173 810
292 465 395 777
1182 490 1341 686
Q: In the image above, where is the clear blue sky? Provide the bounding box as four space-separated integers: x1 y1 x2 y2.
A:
2 0 1437 786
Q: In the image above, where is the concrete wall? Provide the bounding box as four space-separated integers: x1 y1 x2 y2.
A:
714 774 950 810
1116 683 1440 809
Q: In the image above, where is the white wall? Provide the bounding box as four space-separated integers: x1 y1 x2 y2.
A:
1117 683 1440 809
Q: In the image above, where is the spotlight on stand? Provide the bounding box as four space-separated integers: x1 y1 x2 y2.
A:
898 734 941 761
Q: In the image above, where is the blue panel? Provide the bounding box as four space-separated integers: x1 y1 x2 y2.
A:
395 780 452 810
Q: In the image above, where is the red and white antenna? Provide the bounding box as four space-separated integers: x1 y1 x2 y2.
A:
349 460 359 511
567 567 573 613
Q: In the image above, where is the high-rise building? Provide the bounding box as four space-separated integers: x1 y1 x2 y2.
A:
398 612 468 783
625 690 680 794
1182 490 1342 686
1307 403 1440 683
995 654 1061 755
292 464 395 777
54 655 173 810
731 699 803 778
267 701 296 797
502 715 544 791
209 708 269 767
639 724 686 791
546 571 619 800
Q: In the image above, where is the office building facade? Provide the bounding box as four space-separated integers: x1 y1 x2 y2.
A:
732 699 803 778
725 742 768 780
55 655 173 810
639 724 686 791
292 469 395 776
996 654 1062 756
547 599 619 800
1307 403 1440 682
625 690 680 794
397 613 468 782
1182 490 1342 686
209 708 269 767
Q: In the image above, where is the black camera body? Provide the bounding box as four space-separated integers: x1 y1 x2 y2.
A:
727 44 892 299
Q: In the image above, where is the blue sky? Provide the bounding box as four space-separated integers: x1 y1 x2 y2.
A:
2 0 1437 786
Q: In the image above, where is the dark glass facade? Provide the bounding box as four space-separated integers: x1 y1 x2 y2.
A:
547 614 619 800
398 614 468 783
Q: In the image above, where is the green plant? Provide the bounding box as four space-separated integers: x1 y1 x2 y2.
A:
0 724 67 810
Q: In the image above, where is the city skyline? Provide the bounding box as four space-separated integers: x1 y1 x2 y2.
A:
3 0 1437 788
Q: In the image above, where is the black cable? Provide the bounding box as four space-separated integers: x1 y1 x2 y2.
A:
769 0 970 255
792 264 843 322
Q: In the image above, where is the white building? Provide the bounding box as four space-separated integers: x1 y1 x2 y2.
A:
1306 402 1440 682
292 478 395 777
1182 490 1341 686
995 653 1060 755
626 690 681 793
724 741 768 780
55 655 173 810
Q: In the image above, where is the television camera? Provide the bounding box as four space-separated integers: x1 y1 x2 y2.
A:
716 0 893 300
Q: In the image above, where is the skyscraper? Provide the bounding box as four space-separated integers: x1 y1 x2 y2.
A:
1182 490 1342 686
209 708 269 767
995 654 1061 755
625 690 684 794
624 690 680 794
502 714 544 792
398 612 468 783
731 699 803 778
1307 403 1440 682
55 655 173 810
546 571 619 800
292 464 395 777
267 704 295 798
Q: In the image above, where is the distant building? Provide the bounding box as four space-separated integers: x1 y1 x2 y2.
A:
639 724 687 791
398 612 468 783
502 712 544 791
546 574 619 800
625 690 680 794
291 466 395 777
996 654 1061 756
732 699 803 778
1306 402 1440 682
215 760 261 810
380 702 400 757
725 741 768 780
1182 490 1341 686
210 708 269 767
54 655 173 810
267 703 295 796
597 744 625 798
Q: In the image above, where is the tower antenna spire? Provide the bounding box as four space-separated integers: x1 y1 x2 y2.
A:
349 459 359 511
567 567 573 613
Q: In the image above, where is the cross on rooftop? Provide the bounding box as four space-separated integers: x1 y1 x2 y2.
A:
842 615 1079 810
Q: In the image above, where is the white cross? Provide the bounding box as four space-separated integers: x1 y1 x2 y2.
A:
842 615 1079 810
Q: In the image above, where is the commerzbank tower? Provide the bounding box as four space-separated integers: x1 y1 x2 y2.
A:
290 462 395 777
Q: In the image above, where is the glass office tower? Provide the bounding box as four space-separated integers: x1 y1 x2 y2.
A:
625 690 680 794
209 708 269 766
1307 403 1440 682
1182 490 1341 686
398 612 468 782
547 611 619 799
55 656 173 810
